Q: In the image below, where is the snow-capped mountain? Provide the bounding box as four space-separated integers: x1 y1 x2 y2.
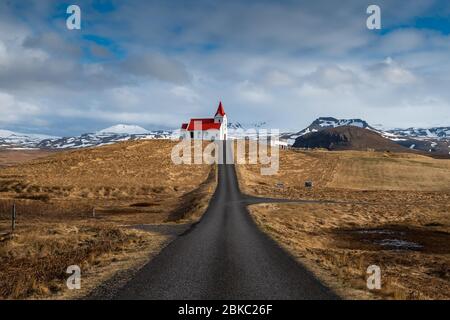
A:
283 117 450 155
227 121 269 130
385 127 450 140
0 125 174 150
97 124 150 135
310 117 373 130
381 127 450 154
282 117 373 143
38 125 173 149
2 120 449 153
227 121 280 139
0 129 58 149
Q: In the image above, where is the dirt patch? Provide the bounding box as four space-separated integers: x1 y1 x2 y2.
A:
129 202 158 207
333 226 450 254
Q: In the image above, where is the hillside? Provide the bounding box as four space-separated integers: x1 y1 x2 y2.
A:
0 149 54 168
0 140 213 212
0 140 216 299
237 147 450 299
292 126 410 152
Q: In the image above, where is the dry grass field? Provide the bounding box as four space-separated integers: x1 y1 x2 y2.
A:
0 149 54 168
327 151 450 191
0 140 216 299
238 148 450 299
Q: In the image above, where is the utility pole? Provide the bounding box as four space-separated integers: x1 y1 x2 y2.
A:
11 202 16 233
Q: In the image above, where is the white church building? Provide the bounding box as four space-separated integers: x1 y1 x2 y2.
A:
180 102 228 141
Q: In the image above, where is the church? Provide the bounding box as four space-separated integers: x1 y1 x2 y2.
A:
180 102 228 141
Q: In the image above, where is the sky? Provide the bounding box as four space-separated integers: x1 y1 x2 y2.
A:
0 0 450 136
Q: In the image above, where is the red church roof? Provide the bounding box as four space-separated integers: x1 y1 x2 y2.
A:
215 101 225 116
186 118 221 131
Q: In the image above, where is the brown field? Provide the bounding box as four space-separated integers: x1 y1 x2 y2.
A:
0 149 54 168
238 148 450 299
0 140 216 299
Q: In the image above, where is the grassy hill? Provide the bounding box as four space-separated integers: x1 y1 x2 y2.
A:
0 140 216 299
238 148 450 299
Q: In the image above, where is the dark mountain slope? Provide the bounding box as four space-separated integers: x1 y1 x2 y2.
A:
293 126 412 152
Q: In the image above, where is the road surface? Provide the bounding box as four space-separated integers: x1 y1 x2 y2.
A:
111 142 338 299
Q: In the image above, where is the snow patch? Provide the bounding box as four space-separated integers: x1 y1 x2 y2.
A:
98 124 150 135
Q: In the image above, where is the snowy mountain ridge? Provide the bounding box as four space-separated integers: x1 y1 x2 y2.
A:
1 119 449 152
0 125 172 150
97 124 150 135
282 117 450 155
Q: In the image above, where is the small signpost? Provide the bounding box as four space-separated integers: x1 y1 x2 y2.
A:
275 182 284 189
11 202 16 233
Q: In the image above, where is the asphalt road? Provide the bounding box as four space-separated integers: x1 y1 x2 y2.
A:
112 142 338 299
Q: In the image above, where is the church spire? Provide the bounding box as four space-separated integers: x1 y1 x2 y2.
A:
215 101 225 117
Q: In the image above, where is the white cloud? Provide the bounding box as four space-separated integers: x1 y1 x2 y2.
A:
106 87 141 109
367 57 418 85
0 92 42 124
235 81 273 104
263 70 295 87
378 29 426 53
305 65 359 89
170 86 200 103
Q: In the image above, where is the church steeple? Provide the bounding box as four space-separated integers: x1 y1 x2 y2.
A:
215 101 225 117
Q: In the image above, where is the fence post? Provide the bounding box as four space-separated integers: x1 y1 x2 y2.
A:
11 202 16 233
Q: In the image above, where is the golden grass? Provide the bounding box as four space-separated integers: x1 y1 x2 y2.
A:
238 148 450 300
238 149 450 198
249 202 450 300
0 149 54 168
0 140 209 200
0 221 172 299
0 140 217 299
327 151 450 191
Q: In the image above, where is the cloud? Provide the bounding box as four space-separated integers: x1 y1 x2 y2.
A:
367 57 418 85
0 92 43 125
0 37 74 89
170 86 200 103
235 81 273 104
23 32 82 58
121 53 191 84
305 65 359 89
263 70 295 87
0 0 449 135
